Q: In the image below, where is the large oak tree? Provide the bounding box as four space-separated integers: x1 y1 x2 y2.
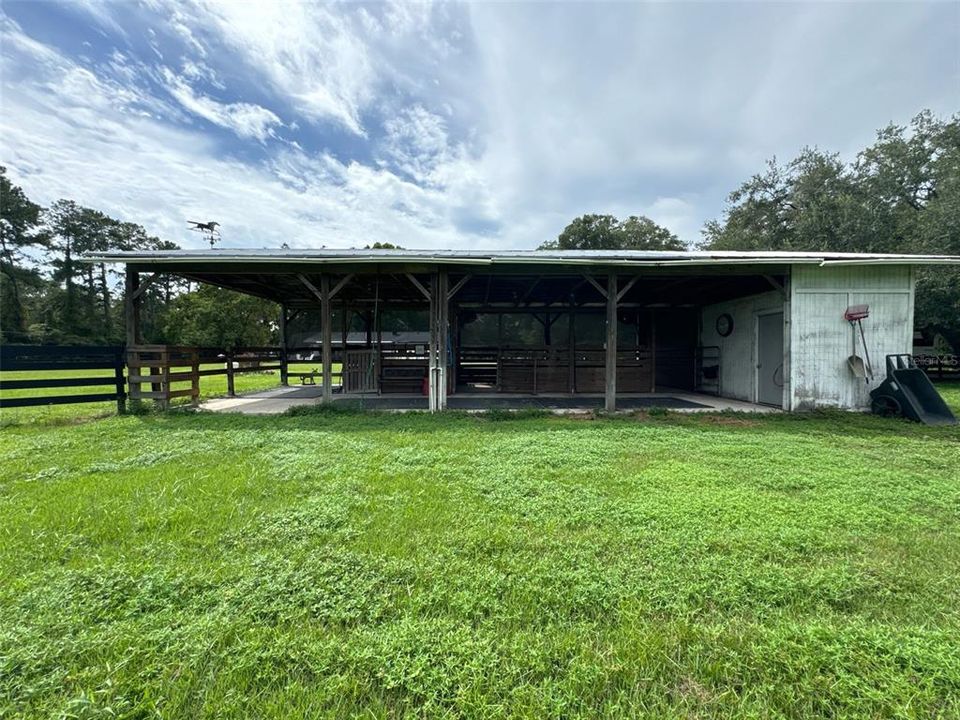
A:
541 214 686 251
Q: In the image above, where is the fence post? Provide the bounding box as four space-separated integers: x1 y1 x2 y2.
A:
191 350 200 408
279 307 289 387
115 349 126 415
159 349 170 411
280 346 289 387
226 349 236 397
150 363 162 401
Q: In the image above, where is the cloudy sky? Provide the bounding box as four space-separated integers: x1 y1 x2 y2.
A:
1 1 957 250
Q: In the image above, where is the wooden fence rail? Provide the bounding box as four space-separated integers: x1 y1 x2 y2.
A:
3 344 952 414
913 354 960 381
127 345 285 409
0 345 126 412
0 344 293 413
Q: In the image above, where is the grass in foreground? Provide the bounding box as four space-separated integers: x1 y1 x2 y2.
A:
1 401 959 718
936 380 960 410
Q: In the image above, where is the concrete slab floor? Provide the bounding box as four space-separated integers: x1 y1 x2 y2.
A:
200 386 779 415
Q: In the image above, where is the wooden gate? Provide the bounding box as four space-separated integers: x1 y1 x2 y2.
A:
342 349 378 393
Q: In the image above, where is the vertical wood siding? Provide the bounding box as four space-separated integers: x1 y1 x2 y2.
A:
790 265 913 410
700 290 784 404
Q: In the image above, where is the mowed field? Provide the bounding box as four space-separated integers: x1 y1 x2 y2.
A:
1 384 959 718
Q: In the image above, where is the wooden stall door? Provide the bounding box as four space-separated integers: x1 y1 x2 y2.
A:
342 349 378 393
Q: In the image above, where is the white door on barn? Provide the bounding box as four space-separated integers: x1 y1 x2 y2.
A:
757 312 784 407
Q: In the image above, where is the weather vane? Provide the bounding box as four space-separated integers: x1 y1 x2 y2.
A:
187 220 221 247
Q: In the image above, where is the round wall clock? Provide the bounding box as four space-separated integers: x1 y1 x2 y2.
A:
716 313 734 337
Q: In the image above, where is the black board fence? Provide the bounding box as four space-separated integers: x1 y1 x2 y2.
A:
1 344 953 415
0 345 126 412
914 354 960 381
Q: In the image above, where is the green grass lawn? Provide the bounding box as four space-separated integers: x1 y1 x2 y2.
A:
937 380 960 411
0 388 959 718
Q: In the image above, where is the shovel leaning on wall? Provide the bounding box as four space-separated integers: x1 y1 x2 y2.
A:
844 304 873 383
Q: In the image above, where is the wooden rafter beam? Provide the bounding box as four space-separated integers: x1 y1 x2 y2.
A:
763 274 785 294
616 275 640 302
131 273 161 300
405 273 431 300
516 276 542 305
179 273 280 303
529 310 561 328
582 274 608 300
329 273 355 299
284 308 305 325
298 273 323 301
447 274 473 301
545 277 588 307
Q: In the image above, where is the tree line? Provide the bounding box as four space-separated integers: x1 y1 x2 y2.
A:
2 110 956 350
0 166 277 347
550 110 959 349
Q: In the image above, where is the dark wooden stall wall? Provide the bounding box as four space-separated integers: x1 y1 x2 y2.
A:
654 309 698 391
459 310 655 394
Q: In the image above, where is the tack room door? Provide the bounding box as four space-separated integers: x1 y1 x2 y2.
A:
757 312 784 407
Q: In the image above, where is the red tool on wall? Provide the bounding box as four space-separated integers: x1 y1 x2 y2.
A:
844 304 873 383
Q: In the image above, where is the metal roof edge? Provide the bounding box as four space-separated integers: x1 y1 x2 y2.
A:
82 251 960 267
819 258 960 266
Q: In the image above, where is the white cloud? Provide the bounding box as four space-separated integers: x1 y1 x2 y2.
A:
642 197 701 246
1 1 957 254
161 68 283 141
381 105 454 184
67 0 129 40
0 19 496 250
177 0 377 135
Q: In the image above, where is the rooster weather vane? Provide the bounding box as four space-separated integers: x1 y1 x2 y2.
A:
188 220 221 247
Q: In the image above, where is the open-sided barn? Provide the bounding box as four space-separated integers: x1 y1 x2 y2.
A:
90 249 960 414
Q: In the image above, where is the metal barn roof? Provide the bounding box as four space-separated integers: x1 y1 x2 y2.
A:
86 248 960 267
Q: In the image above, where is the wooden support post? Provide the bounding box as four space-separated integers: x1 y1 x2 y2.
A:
123 267 152 407
450 309 458 393
650 309 656 392
428 272 439 412
496 312 504 390
605 272 618 412
341 303 349 348
568 309 576 394
124 268 141 349
375 306 382 395
278 306 289 386
438 269 449 410
341 302 349 390
226 348 236 397
321 275 332 403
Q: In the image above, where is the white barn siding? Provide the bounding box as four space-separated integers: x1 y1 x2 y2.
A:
700 290 785 404
789 265 914 410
